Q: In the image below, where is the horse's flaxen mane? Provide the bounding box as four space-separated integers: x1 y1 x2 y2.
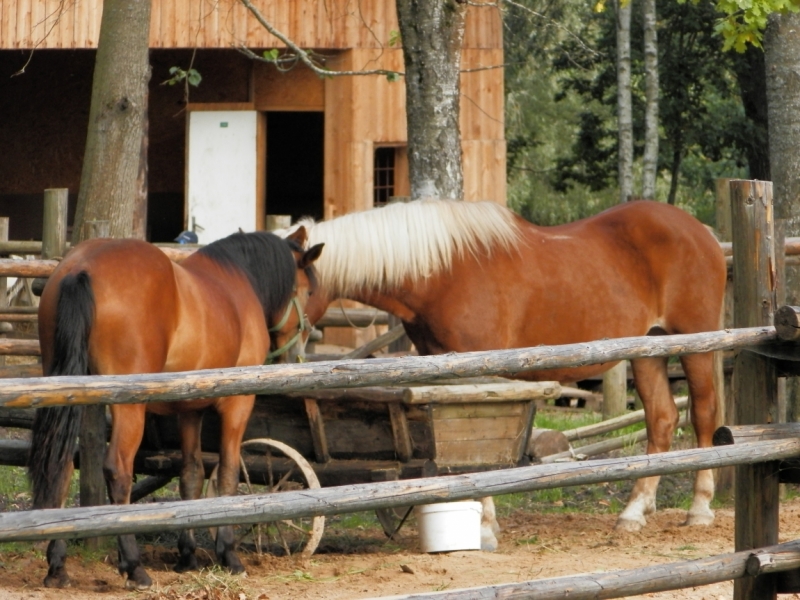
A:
199 231 296 318
289 199 522 297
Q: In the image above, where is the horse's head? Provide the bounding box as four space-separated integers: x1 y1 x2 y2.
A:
266 226 324 364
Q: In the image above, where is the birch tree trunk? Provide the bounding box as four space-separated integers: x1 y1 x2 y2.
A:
71 0 152 243
764 12 800 422
395 0 467 201
616 0 633 203
641 0 659 200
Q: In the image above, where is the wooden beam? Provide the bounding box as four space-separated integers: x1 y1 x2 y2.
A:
775 305 800 342
0 439 798 543
343 324 407 359
402 382 560 405
0 326 779 409
388 402 413 462
303 398 330 463
541 412 689 464
316 307 390 328
368 540 800 600
562 397 688 441
713 424 800 446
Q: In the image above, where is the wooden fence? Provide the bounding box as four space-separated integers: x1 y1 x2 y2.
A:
0 180 796 600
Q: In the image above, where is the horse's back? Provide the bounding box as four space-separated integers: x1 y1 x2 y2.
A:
166 253 270 373
578 201 726 331
506 201 725 349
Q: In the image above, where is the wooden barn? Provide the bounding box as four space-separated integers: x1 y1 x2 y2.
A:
0 0 506 244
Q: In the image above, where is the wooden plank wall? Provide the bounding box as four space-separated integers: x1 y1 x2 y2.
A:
2 0 502 51
322 45 506 215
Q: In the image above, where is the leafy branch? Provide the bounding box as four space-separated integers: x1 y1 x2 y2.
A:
236 0 404 80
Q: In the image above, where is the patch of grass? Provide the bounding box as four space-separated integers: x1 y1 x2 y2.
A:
142 565 255 600
534 410 600 432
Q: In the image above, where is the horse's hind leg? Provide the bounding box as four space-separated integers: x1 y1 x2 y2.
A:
175 411 205 573
680 351 717 526
42 461 76 588
214 396 255 575
616 356 678 532
104 404 152 590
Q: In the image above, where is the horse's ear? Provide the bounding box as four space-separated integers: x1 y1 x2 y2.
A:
286 225 307 247
299 243 324 269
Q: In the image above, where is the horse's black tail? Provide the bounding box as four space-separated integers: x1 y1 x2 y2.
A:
28 271 94 509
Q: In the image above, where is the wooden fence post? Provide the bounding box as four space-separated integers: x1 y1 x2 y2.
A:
42 189 69 260
79 219 109 550
731 179 779 600
602 361 628 419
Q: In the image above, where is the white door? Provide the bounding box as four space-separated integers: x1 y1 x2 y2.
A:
186 110 262 244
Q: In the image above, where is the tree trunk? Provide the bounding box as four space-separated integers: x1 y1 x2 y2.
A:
764 12 800 422
641 0 659 200
732 47 770 182
395 0 467 201
71 0 152 243
667 147 681 205
616 0 633 203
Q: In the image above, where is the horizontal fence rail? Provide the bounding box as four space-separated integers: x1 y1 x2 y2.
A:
0 326 779 408
0 238 798 277
369 539 800 600
0 439 797 542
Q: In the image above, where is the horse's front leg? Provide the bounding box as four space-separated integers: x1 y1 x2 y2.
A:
104 404 152 590
174 410 205 573
214 395 255 575
479 497 500 551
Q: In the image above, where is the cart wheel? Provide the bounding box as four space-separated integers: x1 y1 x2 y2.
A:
376 506 414 539
206 438 325 556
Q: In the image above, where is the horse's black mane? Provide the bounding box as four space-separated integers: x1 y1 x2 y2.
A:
199 231 296 319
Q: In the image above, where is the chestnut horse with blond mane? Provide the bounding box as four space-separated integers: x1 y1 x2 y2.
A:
289 199 726 541
28 228 323 590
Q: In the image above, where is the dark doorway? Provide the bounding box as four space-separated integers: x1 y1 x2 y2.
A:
266 112 324 222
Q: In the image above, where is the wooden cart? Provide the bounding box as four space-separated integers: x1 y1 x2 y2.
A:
132 379 561 555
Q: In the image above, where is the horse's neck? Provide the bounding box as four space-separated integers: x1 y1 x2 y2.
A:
344 289 417 324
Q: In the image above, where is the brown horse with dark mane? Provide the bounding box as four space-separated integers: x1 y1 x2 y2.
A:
28 228 323 589
285 199 725 542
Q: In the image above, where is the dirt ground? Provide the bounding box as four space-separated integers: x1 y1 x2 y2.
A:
3 496 800 600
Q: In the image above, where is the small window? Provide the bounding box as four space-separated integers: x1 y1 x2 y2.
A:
374 147 395 207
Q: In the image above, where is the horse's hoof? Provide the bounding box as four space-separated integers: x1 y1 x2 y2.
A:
174 556 199 573
124 566 153 590
222 554 247 576
43 572 70 588
614 516 645 533
684 510 714 527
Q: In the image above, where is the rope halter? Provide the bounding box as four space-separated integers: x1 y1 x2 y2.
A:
265 295 309 364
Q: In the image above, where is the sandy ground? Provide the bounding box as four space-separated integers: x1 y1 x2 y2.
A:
3 496 800 600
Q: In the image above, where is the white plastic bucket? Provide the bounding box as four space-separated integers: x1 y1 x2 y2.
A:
416 501 482 553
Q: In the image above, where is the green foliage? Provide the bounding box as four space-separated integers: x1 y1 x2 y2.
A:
710 0 800 51
263 48 280 62
503 0 759 225
388 29 402 47
164 66 202 87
